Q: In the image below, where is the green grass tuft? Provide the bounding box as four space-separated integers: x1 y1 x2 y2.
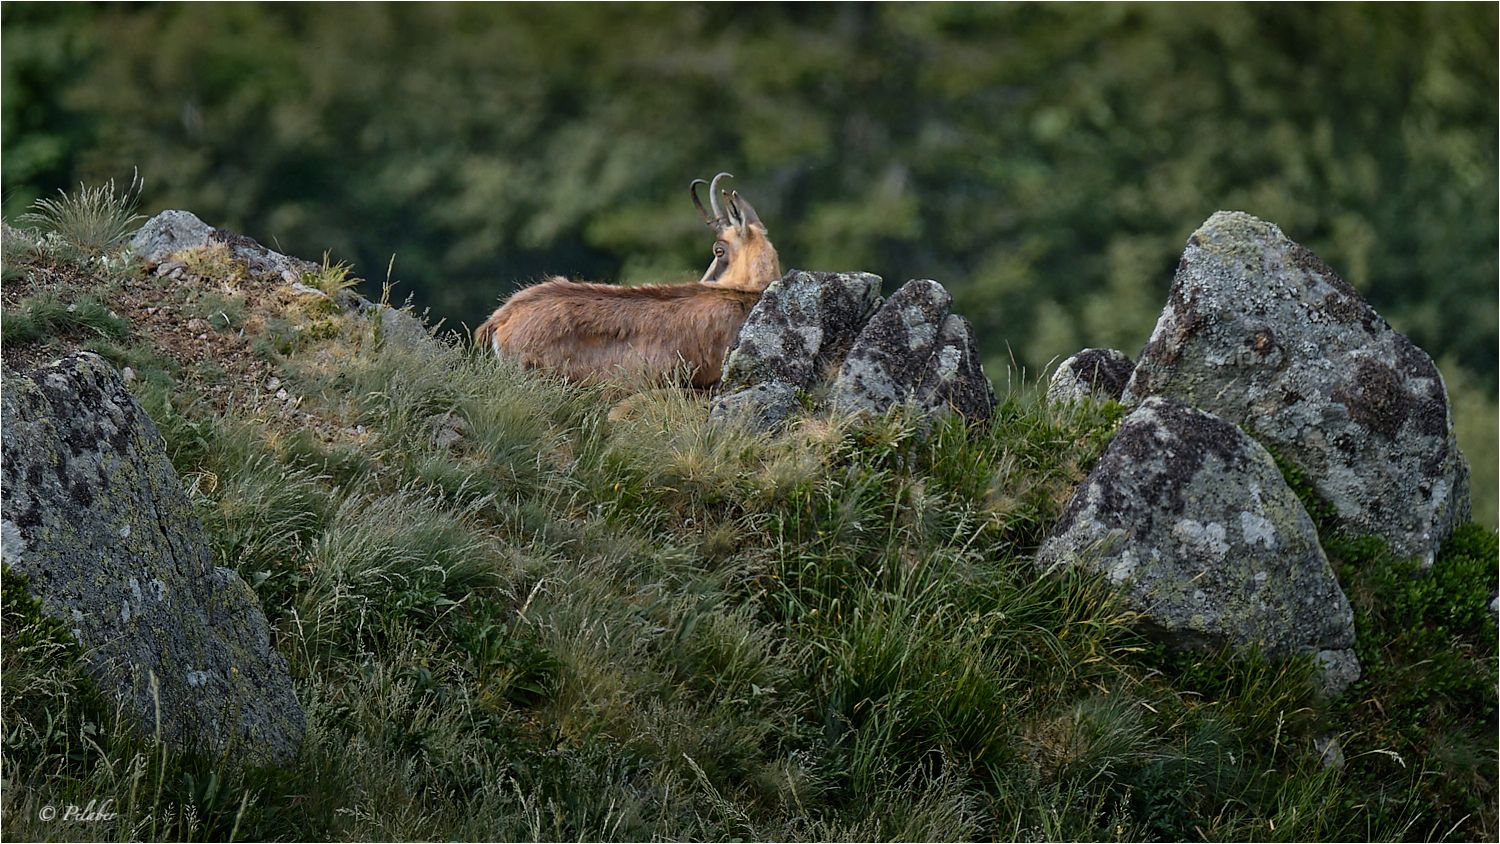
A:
16 174 144 265
2 289 131 347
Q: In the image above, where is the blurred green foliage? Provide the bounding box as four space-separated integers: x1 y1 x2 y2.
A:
4 2 1496 385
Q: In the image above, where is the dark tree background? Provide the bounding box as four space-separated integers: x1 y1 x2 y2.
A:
4 2 1495 386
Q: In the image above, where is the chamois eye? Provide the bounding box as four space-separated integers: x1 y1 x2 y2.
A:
714 244 726 257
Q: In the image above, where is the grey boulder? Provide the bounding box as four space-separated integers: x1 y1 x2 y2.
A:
1048 348 1135 404
831 279 996 422
1036 396 1359 696
1 353 305 767
1123 211 1469 567
134 210 431 351
711 270 882 428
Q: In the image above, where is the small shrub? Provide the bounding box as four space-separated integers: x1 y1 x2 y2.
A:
302 252 362 300
1 222 39 281
1330 524 1499 840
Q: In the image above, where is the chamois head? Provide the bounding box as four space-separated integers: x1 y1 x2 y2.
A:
691 173 781 293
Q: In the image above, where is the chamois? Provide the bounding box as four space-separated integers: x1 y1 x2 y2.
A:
474 173 781 387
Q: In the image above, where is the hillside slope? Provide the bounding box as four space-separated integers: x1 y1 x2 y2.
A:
2 201 1496 842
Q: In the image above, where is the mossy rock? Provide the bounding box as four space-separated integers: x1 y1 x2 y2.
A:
1 352 304 768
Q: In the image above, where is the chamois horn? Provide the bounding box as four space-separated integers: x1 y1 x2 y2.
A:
690 179 715 228
708 172 733 226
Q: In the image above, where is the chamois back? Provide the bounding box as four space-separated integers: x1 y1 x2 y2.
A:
475 278 763 387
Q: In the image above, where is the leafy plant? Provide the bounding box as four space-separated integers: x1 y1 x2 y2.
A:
1328 525 1499 840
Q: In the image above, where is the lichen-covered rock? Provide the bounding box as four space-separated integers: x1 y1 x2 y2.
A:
829 279 996 422
1122 211 1469 567
710 270 882 428
1 353 305 767
1048 348 1135 404
913 313 996 422
367 301 434 352
831 279 952 414
1036 396 1359 696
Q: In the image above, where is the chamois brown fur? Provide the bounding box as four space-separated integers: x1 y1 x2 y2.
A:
475 174 780 387
475 278 763 387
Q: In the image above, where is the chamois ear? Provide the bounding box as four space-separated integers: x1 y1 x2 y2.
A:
730 190 762 229
723 190 744 232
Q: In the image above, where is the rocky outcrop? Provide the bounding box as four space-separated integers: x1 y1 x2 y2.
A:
710 270 882 428
830 279 996 422
1037 396 1359 697
133 209 430 351
1122 211 1469 567
1 353 305 767
712 271 997 430
1047 348 1135 404
133 209 318 282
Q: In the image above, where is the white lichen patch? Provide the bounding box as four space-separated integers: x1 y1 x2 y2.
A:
1240 510 1277 549
1107 549 1139 584
792 324 824 354
931 345 962 381
1172 519 1228 561
899 304 939 352
1 518 27 562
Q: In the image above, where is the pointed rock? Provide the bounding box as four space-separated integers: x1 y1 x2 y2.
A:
831 278 952 414
913 313 996 422
132 209 318 279
831 279 995 422
711 270 882 428
1123 211 1469 567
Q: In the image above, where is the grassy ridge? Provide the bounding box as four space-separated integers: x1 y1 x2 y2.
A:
2 196 1496 841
